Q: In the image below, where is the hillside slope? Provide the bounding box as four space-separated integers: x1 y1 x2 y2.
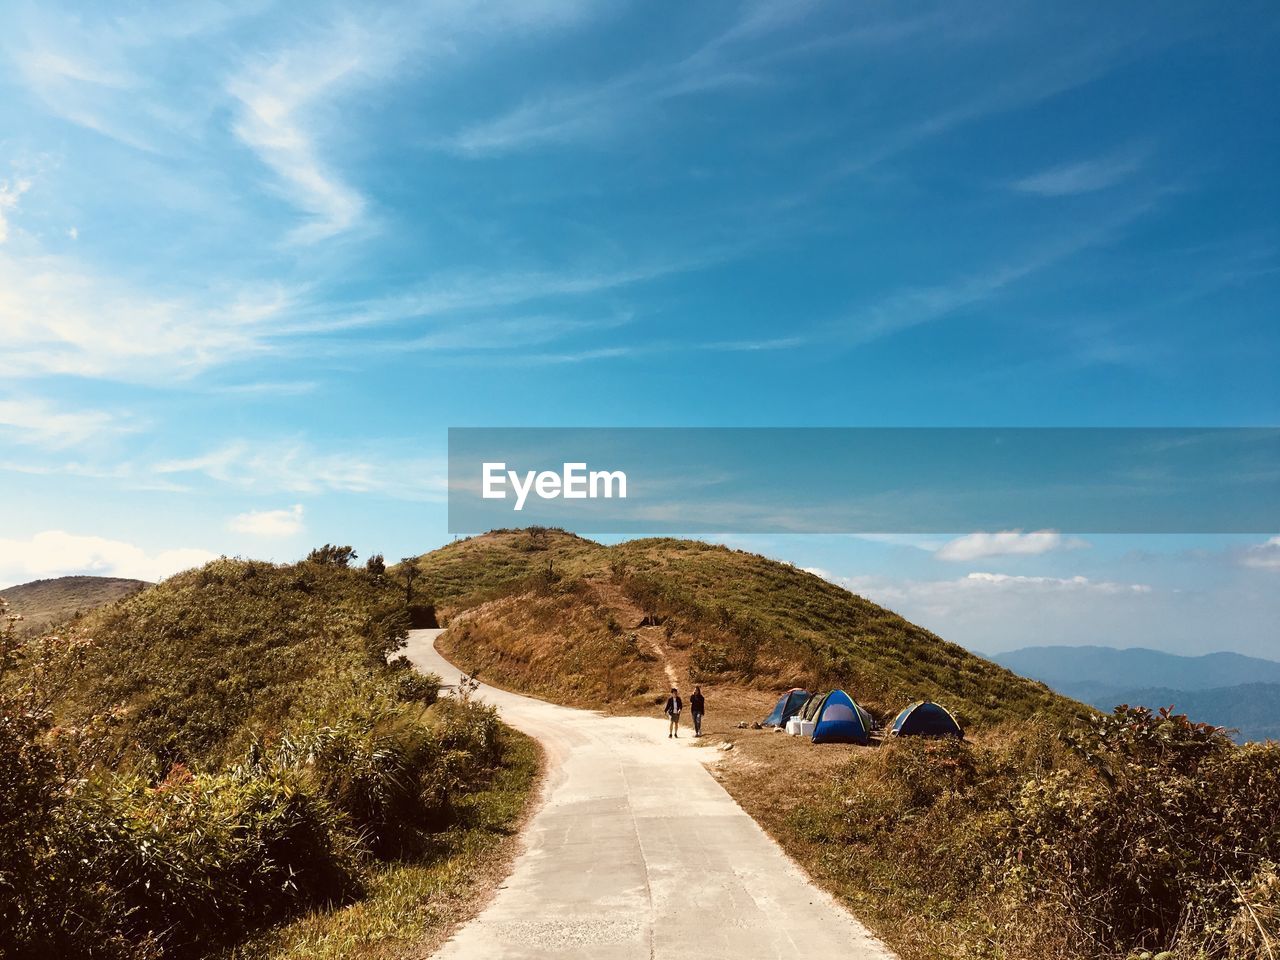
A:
407 529 1081 728
1 574 149 637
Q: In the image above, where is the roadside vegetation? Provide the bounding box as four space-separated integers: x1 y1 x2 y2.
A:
720 706 1280 960
0 547 538 960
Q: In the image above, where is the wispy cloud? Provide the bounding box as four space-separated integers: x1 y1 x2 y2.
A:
226 22 388 244
154 440 447 501
0 395 134 448
447 3 936 155
842 196 1160 345
936 530 1088 562
0 251 297 381
228 503 305 537
1013 148 1146 196
211 380 320 397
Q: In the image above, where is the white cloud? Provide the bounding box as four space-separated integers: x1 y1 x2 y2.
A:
228 504 305 537
961 571 1150 594
0 177 33 244
1013 150 1144 196
0 530 217 586
812 568 1150 600
0 396 133 448
936 530 1088 562
1240 536 1280 570
0 252 296 381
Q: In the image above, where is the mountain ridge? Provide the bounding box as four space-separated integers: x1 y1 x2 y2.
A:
993 644 1280 691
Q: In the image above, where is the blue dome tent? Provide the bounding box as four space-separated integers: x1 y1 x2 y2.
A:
890 701 963 738
763 688 811 727
810 689 872 744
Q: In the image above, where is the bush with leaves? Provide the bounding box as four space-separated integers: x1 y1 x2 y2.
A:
1011 706 1280 956
0 556 516 959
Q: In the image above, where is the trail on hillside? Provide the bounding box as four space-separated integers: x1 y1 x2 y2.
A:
403 628 897 960
590 578 681 687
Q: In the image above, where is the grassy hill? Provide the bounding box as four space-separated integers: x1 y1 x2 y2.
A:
407 529 1280 960
1 553 537 959
1 574 149 638
405 529 1079 728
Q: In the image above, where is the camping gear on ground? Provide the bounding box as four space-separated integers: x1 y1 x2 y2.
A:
786 716 816 737
763 688 812 727
890 700 964 738
808 689 873 744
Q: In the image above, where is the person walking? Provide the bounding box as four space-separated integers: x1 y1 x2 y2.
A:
664 687 683 738
690 685 705 737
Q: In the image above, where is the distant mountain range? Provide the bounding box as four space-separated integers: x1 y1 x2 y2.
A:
994 645 1280 742
1 575 150 637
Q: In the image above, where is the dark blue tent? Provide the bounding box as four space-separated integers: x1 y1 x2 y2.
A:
891 701 963 738
763 688 811 727
810 689 872 744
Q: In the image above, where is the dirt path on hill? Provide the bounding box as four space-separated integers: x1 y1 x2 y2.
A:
590 578 681 687
403 628 896 960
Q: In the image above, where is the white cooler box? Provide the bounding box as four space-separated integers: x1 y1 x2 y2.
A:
785 718 816 737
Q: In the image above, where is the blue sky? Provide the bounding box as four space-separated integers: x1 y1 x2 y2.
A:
1 1 1277 656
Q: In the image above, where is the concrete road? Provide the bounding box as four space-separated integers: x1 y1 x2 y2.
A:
402 629 897 960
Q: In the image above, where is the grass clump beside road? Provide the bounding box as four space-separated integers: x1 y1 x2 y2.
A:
225 726 539 960
0 549 540 960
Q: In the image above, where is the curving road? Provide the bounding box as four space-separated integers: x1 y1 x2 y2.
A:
403 629 897 960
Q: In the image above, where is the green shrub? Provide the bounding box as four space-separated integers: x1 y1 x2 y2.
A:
67 768 360 954
390 668 442 705
1011 707 1280 956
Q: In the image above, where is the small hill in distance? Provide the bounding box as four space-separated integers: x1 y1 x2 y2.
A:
993 645 1280 741
1 575 150 637
403 528 1084 729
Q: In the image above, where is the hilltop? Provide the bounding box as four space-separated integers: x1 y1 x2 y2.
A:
1 574 149 637
403 528 1080 728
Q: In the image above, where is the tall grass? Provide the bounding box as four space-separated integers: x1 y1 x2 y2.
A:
0 557 520 959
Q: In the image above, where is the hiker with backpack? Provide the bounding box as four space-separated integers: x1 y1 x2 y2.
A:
664 687 683 738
